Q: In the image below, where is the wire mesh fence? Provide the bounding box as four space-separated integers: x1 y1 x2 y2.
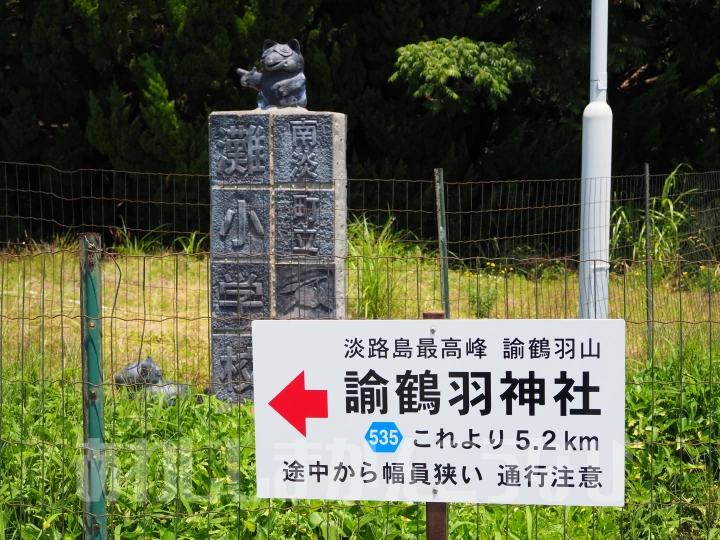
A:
2 161 720 538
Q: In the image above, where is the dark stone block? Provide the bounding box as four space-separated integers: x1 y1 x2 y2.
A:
211 189 270 256
276 265 335 319
210 114 270 185
211 260 270 331
275 190 334 258
212 333 253 402
273 114 334 182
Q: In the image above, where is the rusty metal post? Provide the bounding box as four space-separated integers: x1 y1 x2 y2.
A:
423 309 447 540
434 169 451 318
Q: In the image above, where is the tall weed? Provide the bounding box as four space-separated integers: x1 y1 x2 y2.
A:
463 262 502 318
174 231 208 256
611 164 698 270
347 215 431 319
111 216 168 255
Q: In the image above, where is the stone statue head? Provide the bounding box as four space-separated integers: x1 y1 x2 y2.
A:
260 39 304 73
236 39 308 109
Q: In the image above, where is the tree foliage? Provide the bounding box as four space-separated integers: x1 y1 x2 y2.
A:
1 0 719 183
391 37 532 114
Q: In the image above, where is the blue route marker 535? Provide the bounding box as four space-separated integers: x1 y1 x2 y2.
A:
365 422 403 453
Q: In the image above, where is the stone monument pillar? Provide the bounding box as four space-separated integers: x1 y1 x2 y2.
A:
209 108 347 402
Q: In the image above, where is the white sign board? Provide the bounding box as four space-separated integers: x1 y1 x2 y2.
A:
253 319 625 506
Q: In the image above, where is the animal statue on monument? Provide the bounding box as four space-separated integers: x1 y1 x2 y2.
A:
236 39 307 109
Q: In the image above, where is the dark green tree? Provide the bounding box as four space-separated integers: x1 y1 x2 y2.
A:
1 0 718 187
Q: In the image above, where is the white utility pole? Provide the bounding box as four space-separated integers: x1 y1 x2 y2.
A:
579 0 613 319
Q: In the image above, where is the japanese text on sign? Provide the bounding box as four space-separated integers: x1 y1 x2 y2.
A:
253 319 625 506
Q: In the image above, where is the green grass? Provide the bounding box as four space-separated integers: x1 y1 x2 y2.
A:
3 218 720 538
610 163 720 269
111 217 170 256
2 331 719 538
174 231 209 256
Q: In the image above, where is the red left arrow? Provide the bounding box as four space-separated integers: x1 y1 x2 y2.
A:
268 371 328 436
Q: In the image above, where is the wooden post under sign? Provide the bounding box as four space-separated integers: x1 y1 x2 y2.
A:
423 310 447 540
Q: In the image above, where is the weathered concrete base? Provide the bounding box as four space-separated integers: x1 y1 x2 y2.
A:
210 109 347 402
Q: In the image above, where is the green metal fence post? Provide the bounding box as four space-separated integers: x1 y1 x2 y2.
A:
80 233 107 540
644 164 653 359
434 169 450 318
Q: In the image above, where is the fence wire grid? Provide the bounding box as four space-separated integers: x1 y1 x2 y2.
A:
2 161 720 538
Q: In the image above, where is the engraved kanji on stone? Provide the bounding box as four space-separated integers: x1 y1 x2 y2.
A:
290 119 318 178
219 343 253 396
291 149 319 178
293 195 320 255
219 272 264 313
247 125 267 175
291 120 317 147
294 195 319 220
277 267 334 319
217 125 247 174
221 199 265 248
217 124 266 176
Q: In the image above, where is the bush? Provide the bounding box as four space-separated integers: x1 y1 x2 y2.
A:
464 263 502 318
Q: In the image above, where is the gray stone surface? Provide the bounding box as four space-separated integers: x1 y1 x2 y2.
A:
211 261 270 331
210 113 269 185
212 333 253 402
273 114 333 182
329 113 348 319
210 109 347 402
276 265 335 319
211 188 271 256
275 190 334 258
